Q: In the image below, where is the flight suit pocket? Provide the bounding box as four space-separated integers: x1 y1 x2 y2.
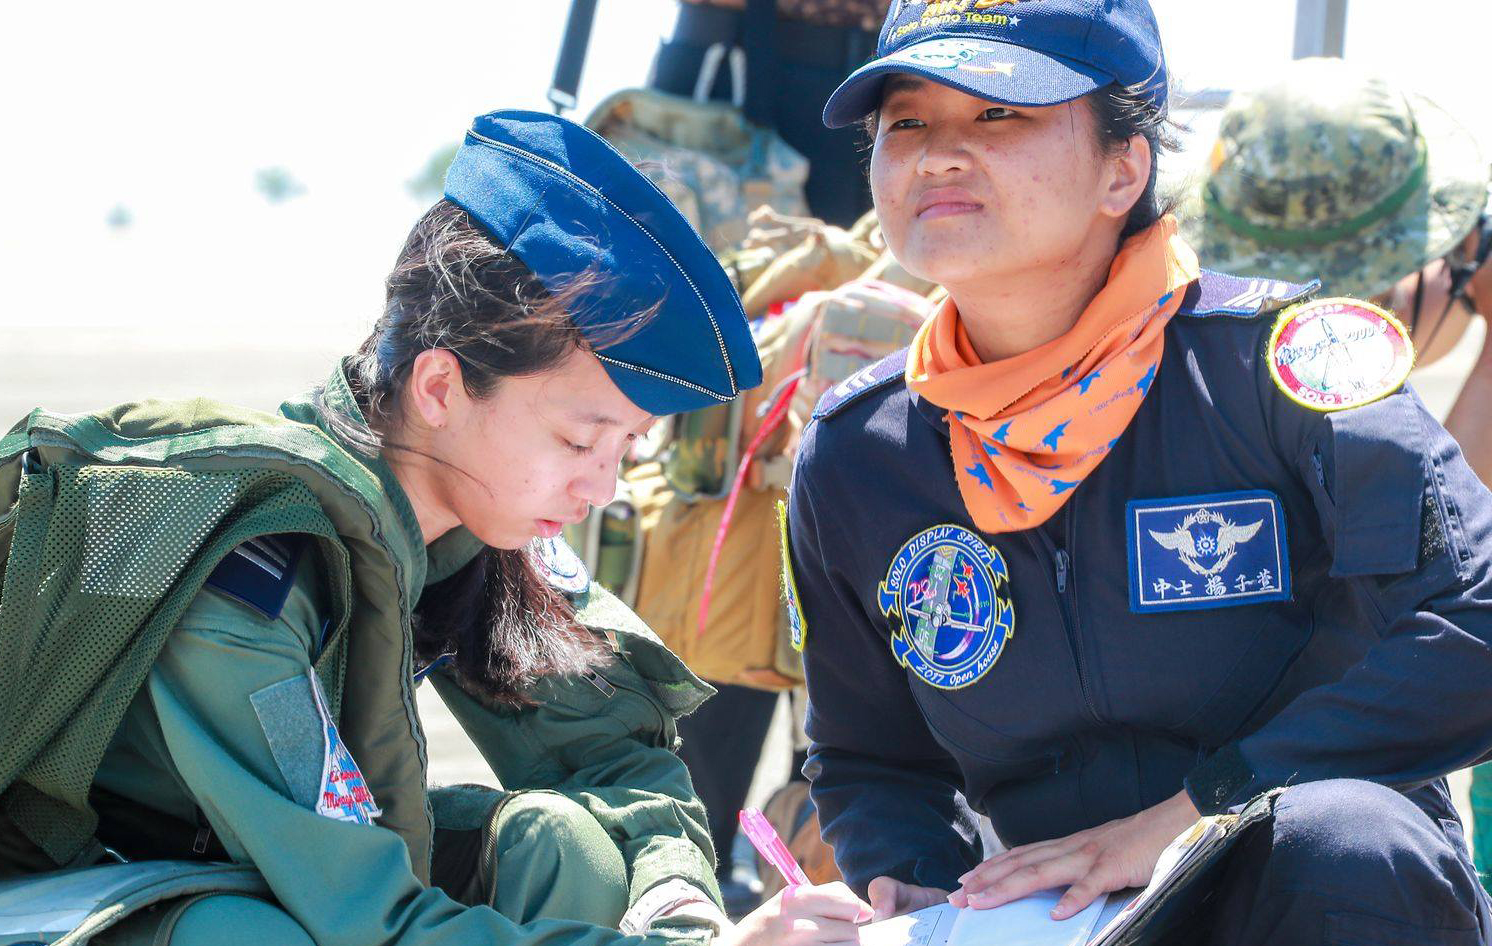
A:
528 654 677 751
1169 604 1315 746
908 684 1063 779
1315 395 1428 577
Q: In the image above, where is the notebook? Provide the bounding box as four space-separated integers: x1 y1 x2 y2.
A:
857 790 1280 946
858 890 1106 946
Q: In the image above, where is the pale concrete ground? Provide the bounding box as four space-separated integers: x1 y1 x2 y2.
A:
2 314 1482 847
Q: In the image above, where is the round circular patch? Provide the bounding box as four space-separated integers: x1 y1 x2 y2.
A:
876 525 1014 691
1267 298 1414 412
531 535 590 595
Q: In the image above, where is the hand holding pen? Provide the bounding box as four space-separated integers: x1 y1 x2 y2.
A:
720 808 872 946
740 807 812 887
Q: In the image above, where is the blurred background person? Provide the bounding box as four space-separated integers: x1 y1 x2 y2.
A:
1182 57 1491 458
1181 54 1492 890
648 0 891 226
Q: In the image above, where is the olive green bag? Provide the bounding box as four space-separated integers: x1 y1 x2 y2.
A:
0 409 355 874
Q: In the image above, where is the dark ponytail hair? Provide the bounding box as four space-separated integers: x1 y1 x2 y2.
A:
316 199 617 707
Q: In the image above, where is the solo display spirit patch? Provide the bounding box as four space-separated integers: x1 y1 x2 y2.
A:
1127 491 1291 613
878 524 1014 690
1267 298 1413 411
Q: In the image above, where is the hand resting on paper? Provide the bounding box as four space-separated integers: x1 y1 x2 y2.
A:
721 882 874 946
866 877 952 921
951 790 1199 920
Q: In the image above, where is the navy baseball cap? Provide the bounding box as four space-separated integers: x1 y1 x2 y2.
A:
443 110 762 416
823 0 1169 128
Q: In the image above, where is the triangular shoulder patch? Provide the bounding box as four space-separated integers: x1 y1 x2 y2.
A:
1177 270 1319 320
812 348 910 420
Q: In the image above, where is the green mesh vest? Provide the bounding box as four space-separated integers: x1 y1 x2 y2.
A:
0 375 435 877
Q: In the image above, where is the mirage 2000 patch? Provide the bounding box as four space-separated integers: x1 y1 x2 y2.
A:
1267 298 1413 412
308 671 383 825
1127 491 1291 613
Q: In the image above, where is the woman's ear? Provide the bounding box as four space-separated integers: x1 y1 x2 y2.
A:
405 349 464 430
1099 133 1152 221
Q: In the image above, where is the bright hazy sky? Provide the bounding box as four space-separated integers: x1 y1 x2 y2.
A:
1 0 1484 331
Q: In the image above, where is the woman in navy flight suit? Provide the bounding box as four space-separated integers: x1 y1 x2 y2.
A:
785 1 1492 943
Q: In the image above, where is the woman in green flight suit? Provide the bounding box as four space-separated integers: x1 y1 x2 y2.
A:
0 111 869 945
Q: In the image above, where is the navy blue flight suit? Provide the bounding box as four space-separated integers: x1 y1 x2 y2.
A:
788 271 1492 944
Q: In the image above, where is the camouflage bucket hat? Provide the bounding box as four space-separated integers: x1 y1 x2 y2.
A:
1180 57 1490 300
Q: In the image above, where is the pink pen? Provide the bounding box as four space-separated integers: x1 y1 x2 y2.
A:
739 807 811 888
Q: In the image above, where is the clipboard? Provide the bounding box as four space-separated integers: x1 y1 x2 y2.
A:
857 790 1281 946
1087 789 1282 945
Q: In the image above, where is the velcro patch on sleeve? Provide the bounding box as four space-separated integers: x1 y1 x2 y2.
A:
250 670 382 824
250 675 324 809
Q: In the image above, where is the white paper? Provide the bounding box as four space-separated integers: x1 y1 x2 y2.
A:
858 904 959 946
948 889 1106 946
857 892 1107 946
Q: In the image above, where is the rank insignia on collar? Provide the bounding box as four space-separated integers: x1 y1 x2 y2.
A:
878 525 1014 690
1127 491 1291 613
1267 298 1413 412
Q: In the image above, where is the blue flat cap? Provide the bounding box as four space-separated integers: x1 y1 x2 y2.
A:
823 0 1168 128
443 110 761 416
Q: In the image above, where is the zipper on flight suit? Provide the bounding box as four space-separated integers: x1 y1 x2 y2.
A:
1031 510 1102 725
587 657 672 747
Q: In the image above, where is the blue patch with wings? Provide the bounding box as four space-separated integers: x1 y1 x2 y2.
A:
1126 491 1291 613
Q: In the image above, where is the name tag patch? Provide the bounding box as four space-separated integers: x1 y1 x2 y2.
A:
1127 491 1290 613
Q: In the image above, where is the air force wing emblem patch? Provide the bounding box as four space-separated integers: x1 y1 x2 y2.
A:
879 525 1014 690
1127 491 1291 613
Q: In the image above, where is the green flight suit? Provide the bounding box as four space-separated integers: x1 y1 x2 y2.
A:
0 365 725 945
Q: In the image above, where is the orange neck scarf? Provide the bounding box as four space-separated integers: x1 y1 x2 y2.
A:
906 216 1200 534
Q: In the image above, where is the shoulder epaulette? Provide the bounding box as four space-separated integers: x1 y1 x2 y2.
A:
812 348 909 420
205 533 308 620
1177 270 1319 320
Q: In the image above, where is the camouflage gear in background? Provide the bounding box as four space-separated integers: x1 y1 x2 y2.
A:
1181 57 1490 300
586 89 809 253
